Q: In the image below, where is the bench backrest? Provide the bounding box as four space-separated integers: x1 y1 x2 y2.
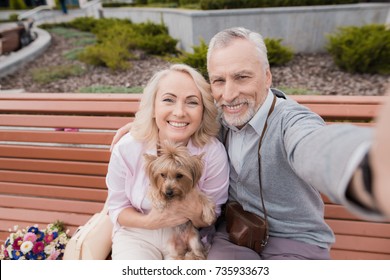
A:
0 93 388 259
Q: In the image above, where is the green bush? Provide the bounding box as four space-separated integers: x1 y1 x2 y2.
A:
327 24 390 74
78 41 135 70
77 23 137 70
135 0 148 4
67 17 101 32
179 0 199 5
175 38 208 80
175 37 293 80
70 18 178 70
9 0 27 10
137 34 178 55
9 13 19 21
199 0 360 10
264 38 294 67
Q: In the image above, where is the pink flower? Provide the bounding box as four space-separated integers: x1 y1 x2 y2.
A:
32 241 44 254
44 234 54 243
23 232 37 243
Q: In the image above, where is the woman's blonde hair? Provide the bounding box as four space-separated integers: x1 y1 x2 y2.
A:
131 64 219 147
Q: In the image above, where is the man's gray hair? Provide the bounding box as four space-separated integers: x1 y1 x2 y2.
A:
207 27 270 71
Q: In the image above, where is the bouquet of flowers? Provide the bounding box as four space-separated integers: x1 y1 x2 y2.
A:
0 221 70 260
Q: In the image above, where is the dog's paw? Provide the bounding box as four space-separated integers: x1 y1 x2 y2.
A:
202 205 216 226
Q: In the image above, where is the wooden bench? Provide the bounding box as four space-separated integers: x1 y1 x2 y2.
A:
0 25 24 55
0 93 389 260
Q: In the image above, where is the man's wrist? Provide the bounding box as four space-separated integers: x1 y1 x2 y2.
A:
346 152 380 213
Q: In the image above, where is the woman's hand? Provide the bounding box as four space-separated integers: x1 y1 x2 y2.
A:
168 190 214 228
145 192 209 229
144 206 190 230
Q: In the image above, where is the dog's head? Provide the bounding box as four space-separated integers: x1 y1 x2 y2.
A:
144 141 204 202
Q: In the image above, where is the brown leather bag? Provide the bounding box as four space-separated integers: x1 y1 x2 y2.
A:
225 201 269 253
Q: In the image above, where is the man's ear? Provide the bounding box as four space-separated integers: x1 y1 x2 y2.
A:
266 68 272 89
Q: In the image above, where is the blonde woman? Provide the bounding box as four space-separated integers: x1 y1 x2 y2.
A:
106 64 229 260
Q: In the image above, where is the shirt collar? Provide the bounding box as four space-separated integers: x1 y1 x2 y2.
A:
249 89 274 136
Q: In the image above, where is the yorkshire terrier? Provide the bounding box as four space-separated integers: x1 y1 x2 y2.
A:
144 142 216 260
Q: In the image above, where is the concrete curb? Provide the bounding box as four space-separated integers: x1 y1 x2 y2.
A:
0 27 51 79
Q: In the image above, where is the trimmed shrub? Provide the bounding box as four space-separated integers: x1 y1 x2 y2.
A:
71 18 178 70
175 38 208 80
9 13 19 21
176 37 293 80
199 0 360 10
9 0 27 10
264 38 294 67
78 24 137 70
327 24 390 74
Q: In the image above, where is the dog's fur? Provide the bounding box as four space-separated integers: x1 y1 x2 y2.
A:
144 142 216 260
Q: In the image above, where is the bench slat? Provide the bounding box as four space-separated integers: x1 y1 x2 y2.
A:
0 145 110 162
0 93 143 101
0 195 103 214
331 249 390 260
0 182 107 201
0 130 114 145
0 207 92 230
326 219 390 238
325 204 364 221
0 100 139 115
291 95 384 105
0 114 133 129
300 104 379 120
0 158 108 176
0 170 106 189
332 234 390 254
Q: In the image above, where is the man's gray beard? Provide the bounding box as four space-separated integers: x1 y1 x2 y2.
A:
220 105 256 128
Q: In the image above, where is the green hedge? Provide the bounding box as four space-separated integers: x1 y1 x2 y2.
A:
199 0 360 10
176 37 293 80
9 0 27 10
327 24 390 74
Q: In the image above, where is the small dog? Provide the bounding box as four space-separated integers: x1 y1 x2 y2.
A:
144 142 216 260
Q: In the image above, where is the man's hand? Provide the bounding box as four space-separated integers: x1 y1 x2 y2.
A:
110 122 133 151
372 91 390 217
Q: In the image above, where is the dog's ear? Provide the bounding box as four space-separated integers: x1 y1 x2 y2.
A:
191 153 204 186
143 154 157 180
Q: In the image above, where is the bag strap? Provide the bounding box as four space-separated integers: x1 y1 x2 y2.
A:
257 94 277 246
223 94 277 247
